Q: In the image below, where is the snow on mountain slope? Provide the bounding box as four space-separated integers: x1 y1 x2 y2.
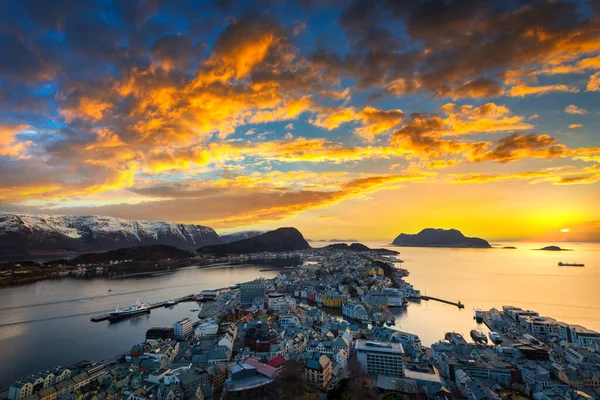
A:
218 230 265 244
0 214 221 255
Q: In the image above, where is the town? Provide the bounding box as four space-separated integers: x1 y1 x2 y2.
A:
6 248 600 400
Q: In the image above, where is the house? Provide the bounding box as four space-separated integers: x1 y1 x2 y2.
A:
304 353 332 389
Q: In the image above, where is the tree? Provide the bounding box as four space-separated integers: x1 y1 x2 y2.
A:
273 360 311 400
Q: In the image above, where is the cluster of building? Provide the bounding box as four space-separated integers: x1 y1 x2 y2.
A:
7 249 600 400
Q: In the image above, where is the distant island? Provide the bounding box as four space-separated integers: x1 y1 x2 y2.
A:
198 227 311 254
537 245 571 251
392 228 491 248
324 242 399 255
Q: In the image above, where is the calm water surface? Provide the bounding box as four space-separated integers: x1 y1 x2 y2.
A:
0 264 278 389
1 242 598 389
334 241 599 347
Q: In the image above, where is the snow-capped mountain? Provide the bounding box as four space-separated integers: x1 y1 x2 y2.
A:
0 214 221 255
218 230 265 244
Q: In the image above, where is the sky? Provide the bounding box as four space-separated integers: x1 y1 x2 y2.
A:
0 0 599 242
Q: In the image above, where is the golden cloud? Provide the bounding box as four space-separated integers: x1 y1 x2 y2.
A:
507 83 579 97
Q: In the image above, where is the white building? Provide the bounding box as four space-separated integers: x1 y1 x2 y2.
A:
195 321 219 337
355 340 405 378
173 318 194 339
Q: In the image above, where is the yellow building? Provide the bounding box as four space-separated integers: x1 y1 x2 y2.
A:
322 294 344 308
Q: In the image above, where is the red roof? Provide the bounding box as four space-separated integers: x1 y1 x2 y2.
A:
244 357 278 379
267 355 287 368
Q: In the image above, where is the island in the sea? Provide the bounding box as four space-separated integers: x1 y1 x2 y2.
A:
537 245 571 251
197 227 311 254
392 228 491 248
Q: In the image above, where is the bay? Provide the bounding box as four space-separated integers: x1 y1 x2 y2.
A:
1 241 598 389
0 264 279 389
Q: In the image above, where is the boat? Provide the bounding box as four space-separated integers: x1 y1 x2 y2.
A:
488 331 502 344
108 289 112 292
474 309 483 322
445 332 468 346
386 320 394 327
108 301 151 322
470 330 488 344
190 295 206 302
558 262 584 267
165 299 177 307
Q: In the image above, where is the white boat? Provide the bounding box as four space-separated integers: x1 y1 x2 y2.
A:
488 331 502 344
165 299 177 307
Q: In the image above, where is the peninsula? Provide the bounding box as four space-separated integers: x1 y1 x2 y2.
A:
197 227 311 254
392 228 491 248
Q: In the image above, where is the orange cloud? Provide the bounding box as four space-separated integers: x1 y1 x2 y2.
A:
507 83 579 97
60 97 113 122
450 166 600 186
587 72 600 92
0 124 32 158
569 124 583 130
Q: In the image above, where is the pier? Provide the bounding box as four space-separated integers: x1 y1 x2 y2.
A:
421 295 465 309
90 294 194 322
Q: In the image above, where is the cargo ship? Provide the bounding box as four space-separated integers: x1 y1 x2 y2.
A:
108 301 150 322
558 262 584 267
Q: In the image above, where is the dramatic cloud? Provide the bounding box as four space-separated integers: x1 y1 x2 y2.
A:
0 0 598 237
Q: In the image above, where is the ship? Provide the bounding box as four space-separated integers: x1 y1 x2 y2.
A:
558 262 584 267
190 294 206 302
488 331 502 344
445 332 468 346
470 330 488 344
165 299 177 307
474 309 483 322
108 301 151 322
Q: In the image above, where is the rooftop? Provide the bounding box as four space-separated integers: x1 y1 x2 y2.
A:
356 340 404 354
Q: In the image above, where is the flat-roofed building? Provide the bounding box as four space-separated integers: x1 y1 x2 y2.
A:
356 340 405 378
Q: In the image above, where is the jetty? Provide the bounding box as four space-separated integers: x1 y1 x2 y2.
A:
421 295 465 309
90 294 194 322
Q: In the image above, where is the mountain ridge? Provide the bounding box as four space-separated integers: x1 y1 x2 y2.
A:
198 227 310 254
0 213 220 255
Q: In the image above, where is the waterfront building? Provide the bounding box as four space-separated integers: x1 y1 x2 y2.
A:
240 278 266 308
355 340 405 378
568 325 600 351
9 381 34 400
173 318 194 339
503 306 539 323
520 316 559 337
304 353 332 389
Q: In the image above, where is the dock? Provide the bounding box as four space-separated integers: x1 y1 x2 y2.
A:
421 295 465 309
90 294 194 322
